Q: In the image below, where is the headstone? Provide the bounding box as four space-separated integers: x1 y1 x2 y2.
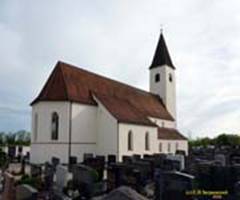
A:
68 156 77 172
16 184 38 200
72 164 99 198
30 164 42 177
122 156 132 164
44 162 54 191
83 153 93 161
215 154 226 166
131 161 152 184
102 186 148 200
52 157 60 170
166 154 185 170
2 172 16 200
8 146 16 161
132 154 141 161
56 165 68 192
107 163 123 191
20 159 26 175
160 171 195 200
108 155 116 165
69 156 77 165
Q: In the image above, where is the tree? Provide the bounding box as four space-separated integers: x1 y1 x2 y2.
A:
189 133 240 148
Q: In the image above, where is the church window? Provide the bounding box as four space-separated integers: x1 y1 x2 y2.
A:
51 112 59 140
169 73 173 82
145 132 150 150
159 143 162 152
168 143 171 153
128 131 133 151
176 142 179 151
155 73 160 82
34 113 38 141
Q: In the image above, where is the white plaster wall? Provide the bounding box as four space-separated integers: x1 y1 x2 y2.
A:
150 66 166 99
70 144 96 162
70 103 97 162
165 66 177 119
94 97 118 158
148 117 176 128
31 102 98 163
31 102 70 143
149 65 176 120
30 144 69 164
71 103 97 143
118 123 158 161
158 139 188 155
31 102 70 163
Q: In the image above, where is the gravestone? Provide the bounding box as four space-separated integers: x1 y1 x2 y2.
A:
68 156 77 172
72 164 100 198
30 164 42 177
132 154 141 161
122 156 132 164
166 154 185 170
69 156 77 165
44 162 54 191
131 161 152 185
157 171 195 200
2 172 16 200
16 184 38 200
215 154 226 166
108 155 116 165
102 186 148 200
20 159 26 175
56 165 68 192
83 153 93 162
52 157 60 171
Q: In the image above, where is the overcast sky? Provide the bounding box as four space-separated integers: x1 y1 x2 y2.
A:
0 0 240 138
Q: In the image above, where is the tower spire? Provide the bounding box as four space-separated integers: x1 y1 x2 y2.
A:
149 32 175 69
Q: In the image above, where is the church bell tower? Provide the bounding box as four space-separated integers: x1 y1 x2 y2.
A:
149 32 176 119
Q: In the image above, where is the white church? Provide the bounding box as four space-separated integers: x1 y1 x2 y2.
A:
30 33 188 164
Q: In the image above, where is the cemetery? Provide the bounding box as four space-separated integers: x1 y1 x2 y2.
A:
1 146 240 199
0 152 196 200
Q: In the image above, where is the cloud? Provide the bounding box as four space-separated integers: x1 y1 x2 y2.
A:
0 0 240 137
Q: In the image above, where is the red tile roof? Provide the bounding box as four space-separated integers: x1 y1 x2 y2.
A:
94 94 157 127
31 61 175 124
158 127 187 140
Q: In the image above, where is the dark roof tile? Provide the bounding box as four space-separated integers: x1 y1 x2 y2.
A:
158 127 187 140
150 33 175 69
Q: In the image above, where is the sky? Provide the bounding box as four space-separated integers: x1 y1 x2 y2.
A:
0 0 240 138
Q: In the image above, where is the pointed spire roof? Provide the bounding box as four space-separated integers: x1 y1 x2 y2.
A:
149 32 175 69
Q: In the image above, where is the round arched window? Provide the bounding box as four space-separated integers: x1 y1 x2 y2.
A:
51 112 59 140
